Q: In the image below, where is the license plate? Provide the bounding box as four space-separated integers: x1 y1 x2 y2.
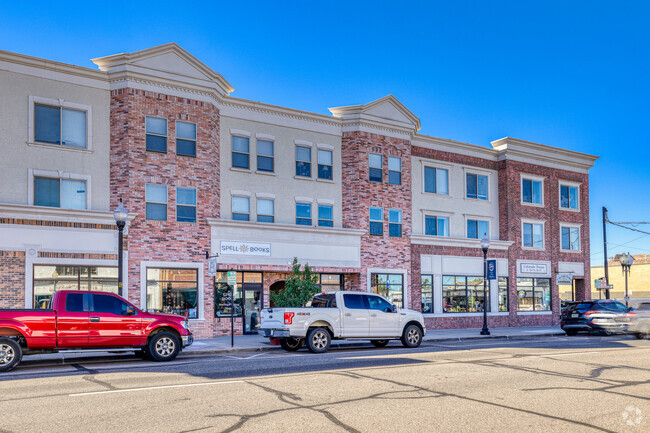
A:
572 312 578 318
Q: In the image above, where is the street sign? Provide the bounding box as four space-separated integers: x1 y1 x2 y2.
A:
207 258 217 276
487 260 497 280
594 278 607 289
227 271 237 285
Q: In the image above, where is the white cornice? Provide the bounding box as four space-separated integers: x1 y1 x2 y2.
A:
413 135 498 161
492 137 598 173
329 95 421 132
0 203 137 225
410 234 513 250
206 218 365 237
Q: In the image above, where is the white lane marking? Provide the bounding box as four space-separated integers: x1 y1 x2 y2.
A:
69 380 244 397
529 351 600 358
221 352 268 360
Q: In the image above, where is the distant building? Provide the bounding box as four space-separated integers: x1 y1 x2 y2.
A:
591 254 650 303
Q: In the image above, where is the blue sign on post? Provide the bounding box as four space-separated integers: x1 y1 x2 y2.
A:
487 259 497 280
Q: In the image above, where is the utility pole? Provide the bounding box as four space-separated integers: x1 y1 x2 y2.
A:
602 207 610 299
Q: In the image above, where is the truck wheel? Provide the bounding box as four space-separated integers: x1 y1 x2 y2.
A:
280 337 303 352
306 328 331 353
401 324 422 348
0 338 22 372
370 340 389 347
147 332 180 362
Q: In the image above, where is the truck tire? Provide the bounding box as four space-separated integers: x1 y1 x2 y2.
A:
401 324 422 348
147 332 181 362
280 337 303 352
0 338 22 372
370 340 389 347
306 327 331 353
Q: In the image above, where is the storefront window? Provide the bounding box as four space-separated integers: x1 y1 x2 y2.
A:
33 265 118 308
442 276 488 313
371 273 403 308
517 278 551 311
213 271 250 316
319 274 343 292
146 268 199 318
421 275 433 313
498 277 509 312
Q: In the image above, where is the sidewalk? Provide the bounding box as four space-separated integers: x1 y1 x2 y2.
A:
185 326 565 355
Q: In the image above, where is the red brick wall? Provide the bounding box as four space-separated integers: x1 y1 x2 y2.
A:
0 251 25 308
110 88 220 337
341 131 413 307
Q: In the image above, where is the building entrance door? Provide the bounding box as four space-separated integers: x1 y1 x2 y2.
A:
243 285 262 334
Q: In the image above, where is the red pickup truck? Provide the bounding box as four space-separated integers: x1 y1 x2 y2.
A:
0 290 193 372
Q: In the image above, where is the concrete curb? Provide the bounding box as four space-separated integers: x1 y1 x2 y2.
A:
182 331 567 356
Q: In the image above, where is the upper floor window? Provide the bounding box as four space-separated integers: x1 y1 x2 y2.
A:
176 187 196 223
561 225 580 251
560 184 579 210
145 184 167 221
176 121 196 157
232 196 250 221
466 173 488 200
257 198 274 223
388 157 401 185
318 149 333 180
145 117 167 153
369 153 382 182
425 215 449 236
424 166 448 195
232 136 250 169
369 207 383 235
34 176 86 209
467 219 489 239
296 202 312 225
522 177 543 205
296 146 311 177
35 104 87 148
389 209 402 237
257 140 274 172
522 221 544 249
318 204 333 227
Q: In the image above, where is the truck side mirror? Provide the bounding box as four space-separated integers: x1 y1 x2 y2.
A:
391 304 397 313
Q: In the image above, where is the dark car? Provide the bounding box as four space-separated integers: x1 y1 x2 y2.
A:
560 300 630 336
628 302 650 339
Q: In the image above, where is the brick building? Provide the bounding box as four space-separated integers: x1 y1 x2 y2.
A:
0 44 598 337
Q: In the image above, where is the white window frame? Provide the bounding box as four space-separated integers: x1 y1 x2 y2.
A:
231 192 251 221
388 156 402 185
521 218 546 250
366 267 409 309
465 217 491 239
423 212 450 237
520 173 545 207
255 134 275 174
28 96 93 151
28 168 91 209
139 261 204 322
175 120 196 157
421 161 451 196
559 222 582 253
176 186 197 223
145 184 168 221
231 131 251 171
558 181 581 212
256 196 275 223
463 168 491 201
388 209 402 237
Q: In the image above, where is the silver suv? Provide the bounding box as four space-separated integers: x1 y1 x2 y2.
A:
628 302 650 339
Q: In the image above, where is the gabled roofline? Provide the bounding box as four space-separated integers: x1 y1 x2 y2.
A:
328 94 421 132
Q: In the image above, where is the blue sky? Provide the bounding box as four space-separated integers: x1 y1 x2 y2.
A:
2 1 649 265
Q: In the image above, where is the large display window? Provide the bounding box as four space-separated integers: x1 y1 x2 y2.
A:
34 265 118 308
146 268 199 318
371 273 403 308
516 278 551 311
442 276 487 313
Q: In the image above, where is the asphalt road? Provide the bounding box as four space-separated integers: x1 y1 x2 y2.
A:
0 335 648 433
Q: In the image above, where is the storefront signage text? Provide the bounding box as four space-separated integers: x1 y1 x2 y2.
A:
220 241 271 256
519 263 548 274
556 273 573 285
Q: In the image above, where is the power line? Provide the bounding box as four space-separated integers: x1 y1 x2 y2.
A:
607 220 650 236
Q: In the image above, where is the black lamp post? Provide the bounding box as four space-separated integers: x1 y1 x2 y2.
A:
113 199 128 295
619 252 634 308
480 235 490 335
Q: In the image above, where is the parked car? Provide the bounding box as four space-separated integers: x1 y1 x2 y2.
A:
628 301 650 339
0 290 193 372
260 291 426 353
560 300 630 336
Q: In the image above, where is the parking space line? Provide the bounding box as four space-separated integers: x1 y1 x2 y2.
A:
69 380 244 397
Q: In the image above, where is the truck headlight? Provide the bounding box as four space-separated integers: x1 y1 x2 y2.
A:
181 320 190 330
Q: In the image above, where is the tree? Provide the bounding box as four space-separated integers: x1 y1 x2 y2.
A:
270 257 320 307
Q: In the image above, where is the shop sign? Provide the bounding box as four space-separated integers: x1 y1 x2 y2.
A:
487 260 497 280
519 262 548 274
207 258 218 276
220 241 271 256
518 290 526 298
227 270 237 285
556 273 573 285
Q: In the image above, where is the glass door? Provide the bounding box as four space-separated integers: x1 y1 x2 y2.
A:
243 285 262 334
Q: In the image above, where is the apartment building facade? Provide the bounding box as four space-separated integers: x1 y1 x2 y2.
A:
0 44 598 337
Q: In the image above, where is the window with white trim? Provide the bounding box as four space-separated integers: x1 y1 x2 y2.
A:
35 103 87 148
424 166 448 194
146 268 199 318
232 196 250 221
296 202 312 225
522 177 543 205
257 198 274 223
232 136 250 169
369 207 383 235
389 209 402 237
257 140 274 172
146 117 167 153
318 204 333 227
388 157 401 185
425 215 449 236
467 219 489 239
176 187 196 223
523 222 544 248
145 184 167 221
561 225 580 251
176 121 196 157
296 146 311 177
466 173 488 200
369 153 382 182
34 176 86 209
560 184 579 210
318 149 333 180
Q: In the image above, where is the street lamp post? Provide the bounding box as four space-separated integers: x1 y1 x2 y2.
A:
619 252 634 308
480 235 490 336
113 199 128 295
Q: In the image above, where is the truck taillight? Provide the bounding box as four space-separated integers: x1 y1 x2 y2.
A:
284 312 294 325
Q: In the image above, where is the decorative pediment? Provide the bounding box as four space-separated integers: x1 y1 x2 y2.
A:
329 95 421 137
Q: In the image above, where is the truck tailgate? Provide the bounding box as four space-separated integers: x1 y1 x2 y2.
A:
260 308 286 329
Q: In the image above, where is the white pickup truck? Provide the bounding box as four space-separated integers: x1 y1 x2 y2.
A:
260 291 426 353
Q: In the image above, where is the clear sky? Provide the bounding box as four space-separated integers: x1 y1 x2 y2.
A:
2 1 649 266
